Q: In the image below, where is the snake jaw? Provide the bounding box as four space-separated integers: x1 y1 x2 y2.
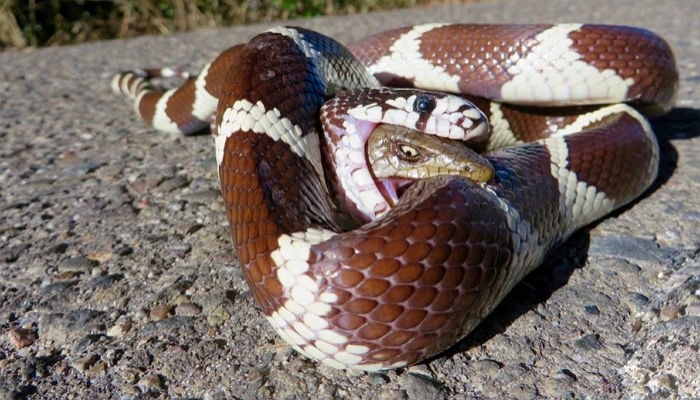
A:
322 116 395 224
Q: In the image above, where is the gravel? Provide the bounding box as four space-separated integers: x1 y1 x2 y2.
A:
1 0 698 398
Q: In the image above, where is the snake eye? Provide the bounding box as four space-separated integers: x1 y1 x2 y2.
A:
397 144 421 160
413 94 436 113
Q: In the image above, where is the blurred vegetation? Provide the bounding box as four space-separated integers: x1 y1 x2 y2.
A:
0 0 468 49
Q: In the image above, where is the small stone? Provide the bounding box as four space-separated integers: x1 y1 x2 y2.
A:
7 327 37 348
158 175 190 192
623 292 650 315
207 308 231 326
171 242 192 258
150 304 172 321
59 256 98 273
557 368 578 382
137 373 165 392
685 302 700 317
40 280 79 297
87 360 107 377
106 320 132 337
574 333 603 351
114 243 133 256
185 223 204 234
398 373 446 400
72 353 99 372
87 251 113 262
119 384 141 396
648 373 676 394
584 305 600 315
55 271 81 280
659 304 681 321
50 243 70 254
2 243 30 262
175 302 202 317
471 359 502 374
245 369 266 392
173 295 189 305
121 367 140 384
89 273 124 289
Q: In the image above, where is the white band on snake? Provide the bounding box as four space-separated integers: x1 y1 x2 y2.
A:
112 23 677 370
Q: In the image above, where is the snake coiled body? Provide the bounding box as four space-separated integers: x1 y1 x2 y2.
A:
112 24 677 370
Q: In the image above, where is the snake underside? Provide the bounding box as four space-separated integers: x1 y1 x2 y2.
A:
112 23 677 370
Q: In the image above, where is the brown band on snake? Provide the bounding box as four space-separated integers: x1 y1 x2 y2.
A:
425 24 555 98
346 26 412 63
164 78 202 131
564 112 658 199
137 92 158 126
570 25 678 108
203 45 245 100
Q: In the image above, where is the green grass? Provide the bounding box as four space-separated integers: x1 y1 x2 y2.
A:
0 0 468 49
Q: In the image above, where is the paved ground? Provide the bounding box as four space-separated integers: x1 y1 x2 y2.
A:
1 0 698 398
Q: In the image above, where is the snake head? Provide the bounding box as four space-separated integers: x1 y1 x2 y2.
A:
320 88 490 224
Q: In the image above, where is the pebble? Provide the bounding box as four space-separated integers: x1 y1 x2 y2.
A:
150 304 173 320
7 327 37 348
40 280 79 297
159 175 190 192
72 353 99 372
685 302 700 317
659 304 681 321
471 359 502 374
207 308 231 326
647 373 677 395
397 373 446 400
574 333 603 351
106 320 132 337
1 243 30 262
623 292 650 315
245 369 266 392
557 368 578 382
59 256 98 273
113 243 133 256
37 309 106 345
584 305 600 315
88 273 124 289
87 360 107 377
120 367 140 385
174 294 189 305
49 243 69 254
137 373 165 392
87 251 113 262
175 302 202 316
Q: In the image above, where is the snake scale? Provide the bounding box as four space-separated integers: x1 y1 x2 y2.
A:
112 23 677 370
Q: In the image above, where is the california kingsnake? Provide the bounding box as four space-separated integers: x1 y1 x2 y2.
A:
112 23 677 370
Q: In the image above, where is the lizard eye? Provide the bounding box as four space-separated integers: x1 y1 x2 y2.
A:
413 94 436 113
397 144 421 160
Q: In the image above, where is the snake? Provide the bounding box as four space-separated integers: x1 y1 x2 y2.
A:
111 23 678 371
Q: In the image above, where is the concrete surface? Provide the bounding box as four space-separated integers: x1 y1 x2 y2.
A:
1 0 698 398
